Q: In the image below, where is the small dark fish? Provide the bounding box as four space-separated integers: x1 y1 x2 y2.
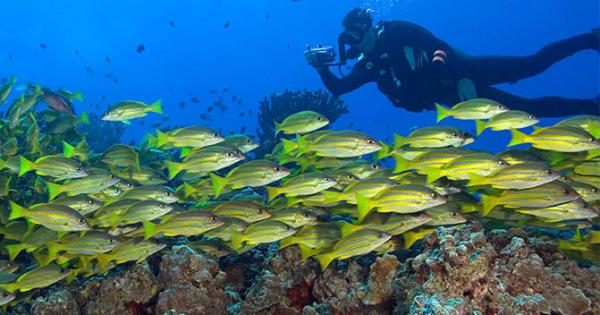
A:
207 106 214 113
39 43 47 49
179 101 186 108
74 49 81 58
200 113 212 121
248 109 252 115
237 99 242 105
238 112 244 117
85 66 94 74
224 21 230 28
101 95 107 101
222 86 228 93
229 131 234 135
265 12 270 20
105 56 111 63
136 44 145 53
209 89 217 95
190 97 200 103
232 96 237 101
348 122 354 128
287 43 291 50
169 21 175 27
8 53 12 61
240 126 246 133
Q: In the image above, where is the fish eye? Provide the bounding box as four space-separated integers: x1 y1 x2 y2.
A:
109 239 116 243
160 204 166 208
529 115 535 119
274 167 281 171
377 232 386 238
213 133 219 137
257 208 264 214
323 178 330 182
285 225 290 230
367 140 375 144
226 152 232 157
88 200 94 204
76 167 82 172
451 212 457 216
211 216 217 221
498 161 507 166
166 192 173 196
544 169 552 175
429 193 438 199
317 116 323 121
79 219 86 224
589 137 595 142
303 212 310 217
246 139 251 143
592 188 598 193
563 189 571 195
451 132 458 137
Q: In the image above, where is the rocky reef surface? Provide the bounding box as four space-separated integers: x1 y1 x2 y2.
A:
10 224 599 315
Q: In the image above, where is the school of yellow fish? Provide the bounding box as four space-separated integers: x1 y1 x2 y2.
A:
0 77 598 307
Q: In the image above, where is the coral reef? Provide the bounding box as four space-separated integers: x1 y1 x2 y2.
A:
8 225 599 315
255 89 348 156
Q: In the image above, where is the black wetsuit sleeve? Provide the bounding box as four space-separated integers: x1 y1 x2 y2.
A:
317 60 375 96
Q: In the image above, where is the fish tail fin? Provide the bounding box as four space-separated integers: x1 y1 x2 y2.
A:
182 182 196 198
393 155 413 174
155 130 169 147
46 241 60 261
278 236 295 249
8 200 26 220
480 194 499 216
321 190 342 204
475 119 487 136
143 221 157 240
274 121 282 137
149 99 163 114
297 156 311 172
466 173 487 187
265 186 281 202
47 181 64 201
435 103 450 122
145 134 157 150
424 167 443 184
6 243 27 261
375 143 391 161
165 160 183 180
96 253 112 271
313 252 335 271
392 133 406 150
18 155 35 176
62 141 76 158
403 229 430 249
71 90 84 102
286 197 300 207
295 134 309 156
299 244 321 260
230 230 244 251
209 173 227 197
78 111 90 125
337 222 359 237
179 147 191 159
281 138 298 155
508 129 529 147
356 193 374 223
588 119 600 138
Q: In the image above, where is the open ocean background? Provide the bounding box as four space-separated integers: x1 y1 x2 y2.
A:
1 0 598 150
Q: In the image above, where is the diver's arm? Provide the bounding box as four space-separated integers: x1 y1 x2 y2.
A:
316 62 373 96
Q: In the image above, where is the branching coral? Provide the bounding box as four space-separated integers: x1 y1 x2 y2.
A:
255 89 348 157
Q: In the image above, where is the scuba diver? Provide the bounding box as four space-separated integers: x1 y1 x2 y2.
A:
305 8 600 117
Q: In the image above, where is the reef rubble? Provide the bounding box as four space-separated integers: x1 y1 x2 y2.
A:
9 224 599 315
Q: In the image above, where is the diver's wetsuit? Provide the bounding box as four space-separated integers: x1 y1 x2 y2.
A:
317 21 599 117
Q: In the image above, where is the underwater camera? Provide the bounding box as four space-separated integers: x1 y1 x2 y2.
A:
304 44 338 67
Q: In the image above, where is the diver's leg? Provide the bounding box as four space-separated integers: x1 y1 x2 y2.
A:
477 86 599 118
461 30 599 86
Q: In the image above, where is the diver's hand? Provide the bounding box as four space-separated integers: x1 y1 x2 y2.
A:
432 50 448 64
304 49 325 69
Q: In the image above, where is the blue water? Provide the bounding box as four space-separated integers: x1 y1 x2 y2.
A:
1 0 598 151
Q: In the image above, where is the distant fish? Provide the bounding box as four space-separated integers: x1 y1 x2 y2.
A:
240 126 246 133
224 21 230 28
207 106 214 112
39 43 47 49
136 44 145 53
85 66 94 74
169 21 176 27
190 97 200 103
179 101 186 108
238 112 244 117
248 109 252 115
200 113 212 121
161 115 170 122
104 73 118 84
101 95 107 101
209 89 217 95
74 49 82 59
8 53 12 62
105 56 111 63
223 86 228 93
232 96 237 101
265 12 270 20
237 99 243 105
